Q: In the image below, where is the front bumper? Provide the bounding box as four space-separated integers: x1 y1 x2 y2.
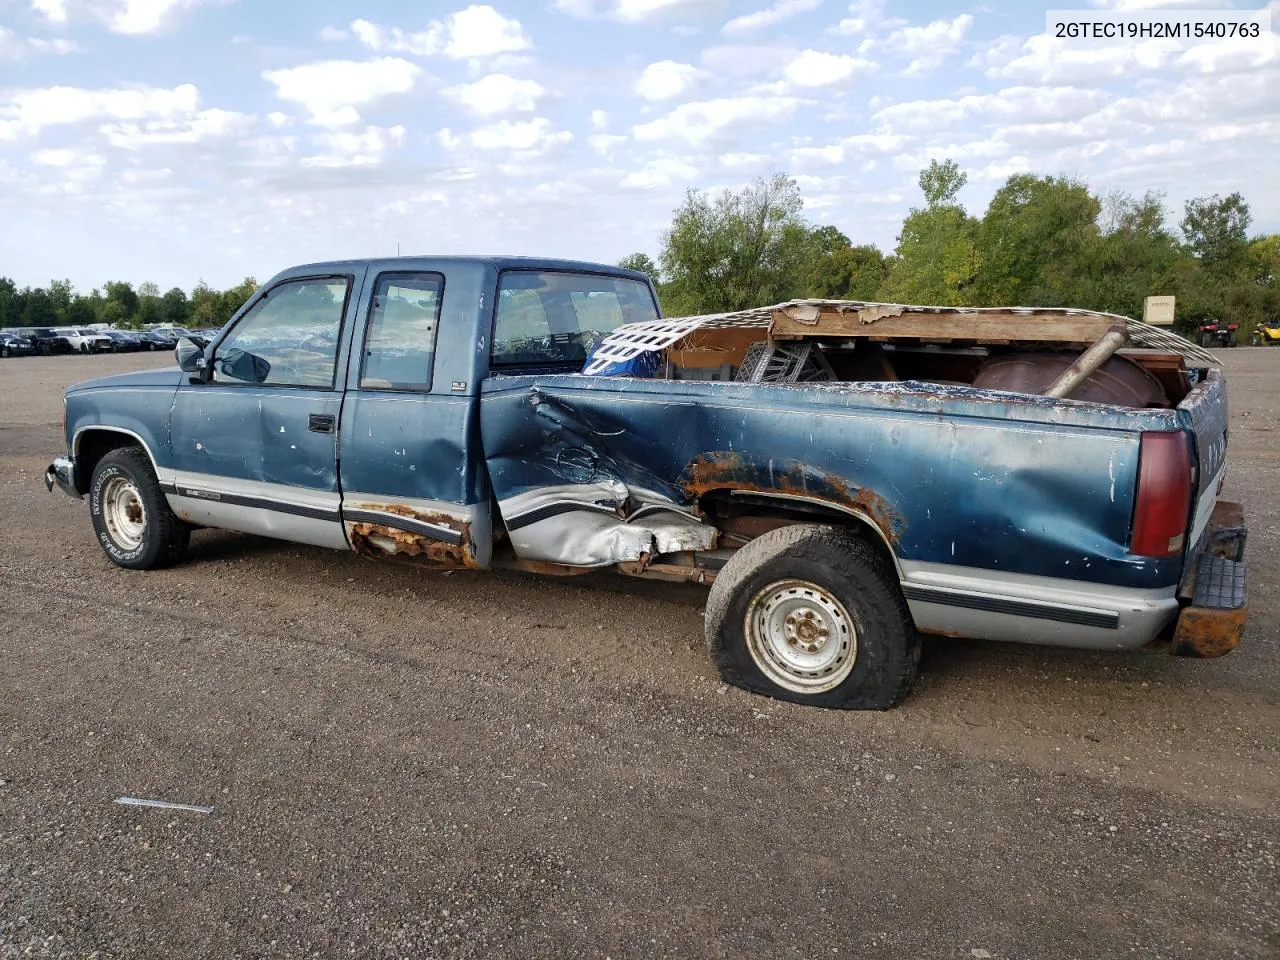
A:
45 456 81 499
1166 500 1247 658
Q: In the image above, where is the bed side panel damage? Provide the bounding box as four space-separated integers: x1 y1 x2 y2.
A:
479 376 1176 588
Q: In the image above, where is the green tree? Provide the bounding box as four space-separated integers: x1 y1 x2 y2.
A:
618 253 659 282
1181 192 1251 268
0 277 20 327
1076 191 1182 320
974 173 1101 306
162 287 190 325
217 277 259 324
190 281 220 327
807 242 888 300
48 279 74 322
104 281 139 323
660 173 811 314
879 159 980 305
64 296 98 327
20 287 57 326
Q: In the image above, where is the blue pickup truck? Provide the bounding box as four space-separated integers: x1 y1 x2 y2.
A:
46 256 1247 709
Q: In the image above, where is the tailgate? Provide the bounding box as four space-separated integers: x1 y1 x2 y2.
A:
1178 368 1229 553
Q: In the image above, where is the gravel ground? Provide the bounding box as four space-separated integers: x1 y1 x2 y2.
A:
0 350 1276 959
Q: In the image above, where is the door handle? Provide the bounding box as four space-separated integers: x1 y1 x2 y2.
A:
308 413 336 434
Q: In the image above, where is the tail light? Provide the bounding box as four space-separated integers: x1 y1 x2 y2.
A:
1131 431 1193 557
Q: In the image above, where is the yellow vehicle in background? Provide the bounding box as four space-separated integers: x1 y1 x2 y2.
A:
1250 321 1280 346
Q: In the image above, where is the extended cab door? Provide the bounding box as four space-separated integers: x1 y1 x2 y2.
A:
336 265 492 568
165 270 364 549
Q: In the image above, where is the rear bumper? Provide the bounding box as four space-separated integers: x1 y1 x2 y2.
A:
45 456 81 499
1166 501 1247 658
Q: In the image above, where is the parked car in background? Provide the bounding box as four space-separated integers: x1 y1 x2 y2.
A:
0 331 35 357
139 329 179 351
101 330 145 352
23 328 75 355
53 328 114 354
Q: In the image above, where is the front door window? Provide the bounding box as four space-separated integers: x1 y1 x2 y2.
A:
214 278 350 387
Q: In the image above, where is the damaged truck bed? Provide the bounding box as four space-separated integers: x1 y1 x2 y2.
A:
46 257 1248 709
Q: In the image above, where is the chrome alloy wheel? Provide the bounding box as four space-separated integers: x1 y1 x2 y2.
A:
101 475 147 551
745 579 858 693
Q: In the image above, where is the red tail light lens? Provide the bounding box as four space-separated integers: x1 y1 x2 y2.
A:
1131 431 1193 557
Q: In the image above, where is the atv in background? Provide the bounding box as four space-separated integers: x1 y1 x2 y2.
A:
1250 321 1280 346
1197 319 1239 348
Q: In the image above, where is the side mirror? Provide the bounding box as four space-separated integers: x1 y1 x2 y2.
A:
175 337 204 373
216 347 272 384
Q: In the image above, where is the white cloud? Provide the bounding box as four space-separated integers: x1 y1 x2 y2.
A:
632 95 801 145
831 0 903 37
101 108 254 147
467 117 573 153
2 26 77 59
781 49 873 87
110 0 215 34
789 131 908 165
352 6 530 60
31 0 223 34
879 14 973 76
591 109 609 129
318 25 347 42
722 0 821 35
553 0 723 22
446 74 545 115
350 18 441 56
634 60 708 100
0 82 200 137
302 124 406 168
437 128 463 150
588 132 627 154
718 151 771 169
30 0 68 22
267 111 290 128
262 58 420 127
26 36 78 54
32 147 105 167
984 33 1176 84
873 86 1107 132
446 5 531 58
621 155 698 188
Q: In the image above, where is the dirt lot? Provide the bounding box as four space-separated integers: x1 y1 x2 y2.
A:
0 350 1276 959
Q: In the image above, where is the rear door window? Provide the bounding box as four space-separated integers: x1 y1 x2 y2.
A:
491 270 658 369
359 273 444 391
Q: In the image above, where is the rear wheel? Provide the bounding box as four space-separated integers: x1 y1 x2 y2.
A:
705 525 920 709
89 447 190 570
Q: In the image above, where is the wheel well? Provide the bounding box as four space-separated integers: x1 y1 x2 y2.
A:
700 490 902 577
75 430 147 494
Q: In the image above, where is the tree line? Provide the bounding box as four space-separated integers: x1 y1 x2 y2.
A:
0 276 260 331
621 162 1280 337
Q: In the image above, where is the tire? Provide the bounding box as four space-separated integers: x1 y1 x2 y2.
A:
705 524 920 710
1 345 9 358
88 447 190 570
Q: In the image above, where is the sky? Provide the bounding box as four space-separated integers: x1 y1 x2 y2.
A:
1 0 1277 292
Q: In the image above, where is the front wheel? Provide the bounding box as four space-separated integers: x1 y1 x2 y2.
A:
705 525 920 710
0 345 9 358
89 447 190 569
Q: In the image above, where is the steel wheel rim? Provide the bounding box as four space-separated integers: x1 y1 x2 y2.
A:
101 476 146 551
745 579 857 693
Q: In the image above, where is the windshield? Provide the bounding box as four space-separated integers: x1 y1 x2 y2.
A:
491 270 658 370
